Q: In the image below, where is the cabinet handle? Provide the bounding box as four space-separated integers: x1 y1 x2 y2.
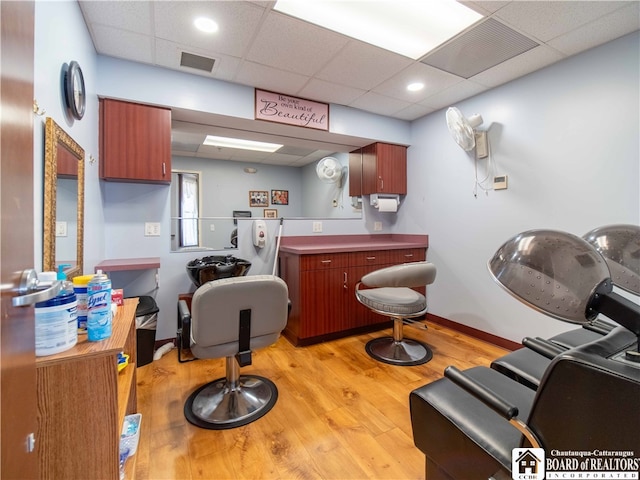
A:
379 177 384 191
343 272 347 289
321 260 332 264
366 256 376 261
404 254 414 258
162 162 166 176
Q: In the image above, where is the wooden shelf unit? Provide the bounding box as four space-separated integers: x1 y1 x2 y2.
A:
35 298 139 480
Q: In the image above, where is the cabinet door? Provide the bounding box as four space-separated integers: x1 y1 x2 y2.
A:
348 148 363 196
361 143 407 195
300 268 348 337
100 99 171 183
375 143 407 194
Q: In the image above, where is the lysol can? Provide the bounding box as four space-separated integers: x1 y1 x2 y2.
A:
87 271 112 341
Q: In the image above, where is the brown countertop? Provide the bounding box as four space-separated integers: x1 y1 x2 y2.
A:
279 234 428 254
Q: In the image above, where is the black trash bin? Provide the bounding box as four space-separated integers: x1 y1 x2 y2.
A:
134 296 159 367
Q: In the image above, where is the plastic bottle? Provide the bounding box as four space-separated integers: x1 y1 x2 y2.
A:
34 277 78 356
72 274 94 333
87 270 112 341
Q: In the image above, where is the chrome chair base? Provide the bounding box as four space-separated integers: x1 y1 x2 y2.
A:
184 375 278 429
365 337 433 366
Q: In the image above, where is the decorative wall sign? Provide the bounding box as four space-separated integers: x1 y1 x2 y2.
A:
255 89 329 131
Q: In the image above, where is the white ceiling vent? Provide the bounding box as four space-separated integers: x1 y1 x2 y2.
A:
180 52 216 72
420 18 539 79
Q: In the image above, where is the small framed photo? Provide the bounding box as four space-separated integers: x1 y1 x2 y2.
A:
249 190 269 207
271 190 289 205
264 209 277 219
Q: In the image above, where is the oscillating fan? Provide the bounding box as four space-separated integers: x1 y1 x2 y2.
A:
316 157 345 187
446 107 484 152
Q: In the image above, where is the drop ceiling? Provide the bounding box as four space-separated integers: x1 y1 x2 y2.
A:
79 0 639 166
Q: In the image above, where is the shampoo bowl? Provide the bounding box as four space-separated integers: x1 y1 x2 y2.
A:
186 255 251 288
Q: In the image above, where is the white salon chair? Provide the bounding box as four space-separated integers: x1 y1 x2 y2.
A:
355 261 437 366
178 275 289 429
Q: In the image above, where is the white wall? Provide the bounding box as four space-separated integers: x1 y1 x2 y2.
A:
400 32 640 343
34 0 103 273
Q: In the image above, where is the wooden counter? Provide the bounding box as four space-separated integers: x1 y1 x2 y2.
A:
36 298 139 480
278 235 428 346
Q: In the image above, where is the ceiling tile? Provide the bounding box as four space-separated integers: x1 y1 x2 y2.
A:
234 61 310 93
298 78 366 105
91 24 154 63
246 12 349 76
470 44 565 88
349 91 412 117
373 63 463 102
316 41 413 90
393 103 436 122
494 1 630 42
154 38 241 81
548 2 640 56
79 1 153 35
153 1 266 57
421 80 487 111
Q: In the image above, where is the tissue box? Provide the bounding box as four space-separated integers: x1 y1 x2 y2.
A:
120 413 142 455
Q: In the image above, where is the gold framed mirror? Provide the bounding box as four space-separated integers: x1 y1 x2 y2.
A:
43 117 84 279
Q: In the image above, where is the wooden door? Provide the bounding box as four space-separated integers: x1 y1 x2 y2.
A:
375 143 407 194
0 1 38 478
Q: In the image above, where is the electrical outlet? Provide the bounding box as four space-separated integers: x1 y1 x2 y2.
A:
374 222 382 231
55 221 67 237
210 224 216 231
312 221 323 233
332 199 338 207
145 222 161 236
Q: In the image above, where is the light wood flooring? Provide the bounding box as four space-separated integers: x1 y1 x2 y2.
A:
132 322 508 480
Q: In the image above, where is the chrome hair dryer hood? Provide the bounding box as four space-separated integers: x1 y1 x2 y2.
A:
488 230 640 350
583 224 640 296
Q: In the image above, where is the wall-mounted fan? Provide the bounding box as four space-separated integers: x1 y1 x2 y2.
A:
446 107 484 152
316 157 346 187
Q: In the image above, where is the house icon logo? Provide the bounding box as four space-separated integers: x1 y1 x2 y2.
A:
512 448 545 480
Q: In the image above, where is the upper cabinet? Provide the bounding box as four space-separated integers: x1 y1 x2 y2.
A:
99 98 171 184
349 142 407 196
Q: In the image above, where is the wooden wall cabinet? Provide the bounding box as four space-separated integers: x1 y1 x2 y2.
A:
280 247 425 346
36 298 139 480
349 142 407 196
100 98 171 184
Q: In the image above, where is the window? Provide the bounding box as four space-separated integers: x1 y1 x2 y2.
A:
177 172 200 247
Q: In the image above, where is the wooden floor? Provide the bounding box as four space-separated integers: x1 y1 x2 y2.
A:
132 322 508 480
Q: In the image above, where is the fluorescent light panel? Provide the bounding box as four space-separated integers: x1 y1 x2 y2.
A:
273 0 483 60
203 135 282 153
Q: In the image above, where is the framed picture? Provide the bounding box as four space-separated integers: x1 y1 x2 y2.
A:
264 209 277 219
271 190 289 205
249 190 269 207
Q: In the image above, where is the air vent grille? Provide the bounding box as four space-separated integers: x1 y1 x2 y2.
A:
421 18 539 79
180 52 215 72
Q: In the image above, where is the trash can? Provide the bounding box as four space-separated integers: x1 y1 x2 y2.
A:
134 296 158 367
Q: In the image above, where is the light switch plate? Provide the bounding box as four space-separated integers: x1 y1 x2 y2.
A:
55 221 67 237
312 221 322 233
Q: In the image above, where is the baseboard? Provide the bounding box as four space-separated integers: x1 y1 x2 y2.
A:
426 314 520 351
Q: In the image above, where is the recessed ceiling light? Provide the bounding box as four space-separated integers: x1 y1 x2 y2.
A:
273 0 483 60
203 135 282 153
194 17 218 34
407 82 425 92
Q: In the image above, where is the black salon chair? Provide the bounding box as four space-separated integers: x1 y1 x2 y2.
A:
355 261 437 366
179 274 289 429
410 229 640 478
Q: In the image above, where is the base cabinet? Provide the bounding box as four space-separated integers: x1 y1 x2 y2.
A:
280 248 425 346
35 299 139 480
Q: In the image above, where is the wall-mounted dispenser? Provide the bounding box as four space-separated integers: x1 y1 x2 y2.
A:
370 194 400 213
252 219 267 248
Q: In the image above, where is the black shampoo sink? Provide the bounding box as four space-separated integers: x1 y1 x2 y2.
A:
186 255 251 288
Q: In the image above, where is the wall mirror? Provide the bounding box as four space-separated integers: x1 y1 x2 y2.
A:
43 117 84 279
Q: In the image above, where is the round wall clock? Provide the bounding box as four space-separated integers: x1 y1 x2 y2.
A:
64 61 86 120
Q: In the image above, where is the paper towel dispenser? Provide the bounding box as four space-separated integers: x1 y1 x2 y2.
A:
370 194 400 212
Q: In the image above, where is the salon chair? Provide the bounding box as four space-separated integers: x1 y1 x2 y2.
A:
179 275 289 429
355 261 437 366
409 229 640 478
410 326 640 479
